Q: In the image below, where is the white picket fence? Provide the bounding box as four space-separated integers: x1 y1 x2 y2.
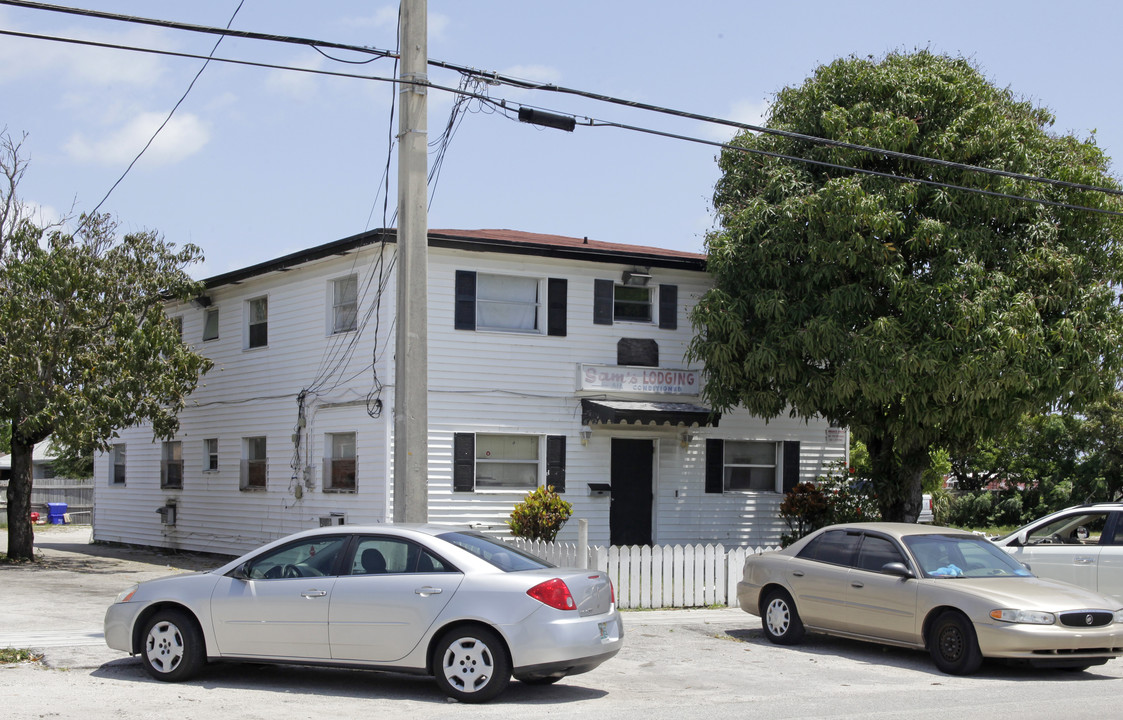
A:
508 538 781 609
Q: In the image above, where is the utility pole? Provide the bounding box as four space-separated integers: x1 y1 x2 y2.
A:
393 0 428 523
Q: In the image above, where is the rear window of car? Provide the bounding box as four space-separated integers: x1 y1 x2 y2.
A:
438 532 554 572
797 530 861 566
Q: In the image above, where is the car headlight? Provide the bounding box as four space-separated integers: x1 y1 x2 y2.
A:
114 584 139 603
990 609 1055 625
1114 610 1123 624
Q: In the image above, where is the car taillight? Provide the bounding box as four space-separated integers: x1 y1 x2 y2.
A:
609 578 615 605
527 578 577 611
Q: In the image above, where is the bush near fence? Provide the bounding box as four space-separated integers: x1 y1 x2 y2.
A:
509 538 779 609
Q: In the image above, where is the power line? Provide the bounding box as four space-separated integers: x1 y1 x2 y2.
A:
587 119 1123 219
2 0 1120 200
0 0 393 60
4 26 1120 220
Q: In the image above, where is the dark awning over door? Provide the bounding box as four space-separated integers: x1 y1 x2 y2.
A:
580 399 720 428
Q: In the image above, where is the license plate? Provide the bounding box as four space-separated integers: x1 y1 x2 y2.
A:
598 622 608 640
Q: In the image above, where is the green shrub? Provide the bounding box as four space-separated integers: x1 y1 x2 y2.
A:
507 485 573 542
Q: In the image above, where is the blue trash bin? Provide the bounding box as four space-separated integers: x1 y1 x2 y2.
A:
47 503 68 524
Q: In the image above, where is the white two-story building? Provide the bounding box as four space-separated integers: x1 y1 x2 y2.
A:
92 229 847 556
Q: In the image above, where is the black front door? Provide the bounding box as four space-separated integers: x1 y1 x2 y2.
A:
610 438 654 546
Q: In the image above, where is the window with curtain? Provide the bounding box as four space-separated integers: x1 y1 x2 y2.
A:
476 274 539 332
474 434 539 490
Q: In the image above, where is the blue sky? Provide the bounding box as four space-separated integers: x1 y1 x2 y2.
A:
2 1 1120 278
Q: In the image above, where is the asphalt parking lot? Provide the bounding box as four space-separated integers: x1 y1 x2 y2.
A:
2 525 1121 719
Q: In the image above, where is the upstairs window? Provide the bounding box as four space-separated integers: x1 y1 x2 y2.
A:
202 308 219 341
331 275 358 334
247 297 268 349
613 285 652 322
455 271 567 336
476 274 540 332
594 280 677 329
324 432 357 492
161 441 183 489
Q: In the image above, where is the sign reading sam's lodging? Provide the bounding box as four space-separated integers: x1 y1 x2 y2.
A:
578 364 700 396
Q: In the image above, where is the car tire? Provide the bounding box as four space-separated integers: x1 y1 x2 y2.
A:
141 609 205 682
433 626 511 703
760 588 805 645
928 610 982 675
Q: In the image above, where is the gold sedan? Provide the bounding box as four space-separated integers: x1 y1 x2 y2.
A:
737 522 1123 674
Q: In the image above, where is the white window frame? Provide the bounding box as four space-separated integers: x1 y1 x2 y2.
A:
161 441 183 489
202 307 220 341
323 432 357 492
241 436 267 490
723 440 780 492
110 444 127 485
203 438 219 472
475 273 542 333
613 284 653 323
246 296 268 349
330 275 359 335
473 433 541 491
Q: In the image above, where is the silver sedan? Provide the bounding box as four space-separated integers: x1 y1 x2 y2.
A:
105 525 622 702
737 522 1123 674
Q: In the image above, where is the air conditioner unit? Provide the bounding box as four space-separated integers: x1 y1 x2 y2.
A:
156 503 177 526
319 512 346 527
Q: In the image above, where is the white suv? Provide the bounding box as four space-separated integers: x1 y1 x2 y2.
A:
991 503 1123 602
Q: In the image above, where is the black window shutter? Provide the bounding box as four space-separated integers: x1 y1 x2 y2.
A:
782 441 801 493
453 433 475 492
705 439 724 494
593 279 614 325
546 435 566 493
454 271 476 331
659 284 678 329
547 278 567 336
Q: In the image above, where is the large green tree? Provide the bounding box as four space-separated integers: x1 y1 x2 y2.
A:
689 52 1123 521
1 132 212 560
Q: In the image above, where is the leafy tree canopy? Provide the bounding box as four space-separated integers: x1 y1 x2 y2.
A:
689 52 1123 521
1 131 212 560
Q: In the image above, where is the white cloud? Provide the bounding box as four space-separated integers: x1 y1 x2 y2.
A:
0 22 168 88
701 99 770 142
65 112 210 167
265 56 327 100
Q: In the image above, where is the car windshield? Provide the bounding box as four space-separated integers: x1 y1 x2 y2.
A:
438 532 554 572
904 534 1033 579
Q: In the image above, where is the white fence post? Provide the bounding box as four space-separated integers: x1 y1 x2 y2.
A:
506 536 779 609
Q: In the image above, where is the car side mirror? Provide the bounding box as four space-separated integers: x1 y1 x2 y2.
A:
881 562 914 579
228 561 252 581
1015 530 1028 547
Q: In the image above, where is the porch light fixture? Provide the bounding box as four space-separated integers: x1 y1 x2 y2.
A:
622 270 651 287
580 426 593 445
680 431 694 449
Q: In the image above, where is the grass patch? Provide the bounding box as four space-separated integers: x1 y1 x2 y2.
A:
0 648 41 664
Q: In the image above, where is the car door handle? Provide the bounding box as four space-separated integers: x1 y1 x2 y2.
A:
415 586 443 597
792 571 804 578
850 582 864 589
1075 556 1096 565
301 589 328 598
